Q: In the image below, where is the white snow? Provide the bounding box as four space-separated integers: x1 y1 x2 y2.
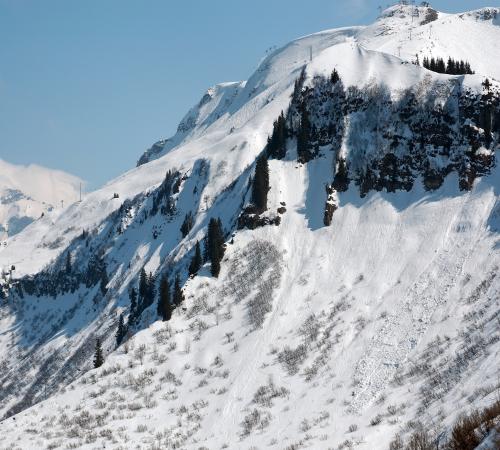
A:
0 4 499 449
0 159 82 240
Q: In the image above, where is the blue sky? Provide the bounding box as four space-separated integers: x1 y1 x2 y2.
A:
0 0 484 188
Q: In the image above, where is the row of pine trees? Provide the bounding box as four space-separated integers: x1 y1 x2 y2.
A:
421 56 474 75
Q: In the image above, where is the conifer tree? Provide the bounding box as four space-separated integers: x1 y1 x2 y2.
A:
331 68 340 84
93 338 104 368
100 267 109 295
251 154 270 213
332 156 350 192
65 252 71 275
180 211 194 237
267 112 287 159
146 272 156 308
173 274 185 306
128 287 137 326
116 314 125 347
211 254 221 278
291 66 307 106
188 241 202 276
157 276 173 321
138 268 148 301
202 233 210 262
207 218 225 277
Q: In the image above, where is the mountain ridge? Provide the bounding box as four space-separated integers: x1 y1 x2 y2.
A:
0 4 499 449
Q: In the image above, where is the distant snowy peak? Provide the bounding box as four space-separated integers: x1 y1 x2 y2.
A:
0 159 82 238
377 3 440 24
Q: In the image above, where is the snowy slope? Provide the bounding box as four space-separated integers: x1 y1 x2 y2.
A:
0 159 82 240
360 4 500 80
0 4 499 450
0 163 498 449
137 4 500 167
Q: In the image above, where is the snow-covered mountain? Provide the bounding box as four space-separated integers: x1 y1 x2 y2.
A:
0 4 499 449
0 159 82 240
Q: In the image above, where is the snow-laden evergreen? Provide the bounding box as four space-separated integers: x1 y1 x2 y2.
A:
0 4 499 449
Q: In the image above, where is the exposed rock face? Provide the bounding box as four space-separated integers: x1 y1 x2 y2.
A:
280 74 499 196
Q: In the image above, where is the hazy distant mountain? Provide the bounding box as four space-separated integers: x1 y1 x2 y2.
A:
0 159 82 239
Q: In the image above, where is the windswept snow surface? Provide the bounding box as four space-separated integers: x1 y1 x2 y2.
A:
0 4 499 449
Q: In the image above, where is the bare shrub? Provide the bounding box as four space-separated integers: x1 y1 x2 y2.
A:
212 355 223 368
241 408 272 437
348 424 358 433
277 344 308 375
300 419 311 432
225 332 234 344
134 344 147 365
370 415 382 426
447 398 500 450
220 241 282 329
252 378 289 408
161 370 182 386
387 404 397 416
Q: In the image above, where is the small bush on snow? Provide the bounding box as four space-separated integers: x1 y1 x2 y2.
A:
241 408 272 437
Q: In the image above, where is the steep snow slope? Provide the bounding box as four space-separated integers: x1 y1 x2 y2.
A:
0 159 82 240
0 159 498 450
0 4 499 449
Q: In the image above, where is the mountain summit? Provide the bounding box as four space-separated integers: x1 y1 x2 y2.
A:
0 4 499 449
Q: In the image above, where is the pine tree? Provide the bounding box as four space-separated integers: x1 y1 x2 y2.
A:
128 288 137 327
116 314 125 347
188 241 202 276
332 156 350 192
267 112 287 159
207 218 225 277
202 233 210 262
291 66 307 106
180 211 194 237
100 267 109 295
251 154 270 213
146 272 156 308
138 268 148 301
65 252 71 275
437 57 446 74
331 68 340 84
173 274 185 306
157 276 173 321
211 255 221 278
93 338 104 368
446 57 454 74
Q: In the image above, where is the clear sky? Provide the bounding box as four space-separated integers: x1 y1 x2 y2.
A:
0 0 485 189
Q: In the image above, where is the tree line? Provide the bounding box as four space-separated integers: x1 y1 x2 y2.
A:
421 56 474 75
